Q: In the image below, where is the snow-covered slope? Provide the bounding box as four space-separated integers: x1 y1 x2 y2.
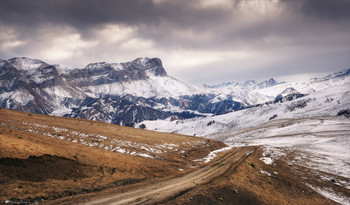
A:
202 82 272 105
253 69 350 97
70 57 204 99
138 81 350 136
8 57 47 72
82 75 203 99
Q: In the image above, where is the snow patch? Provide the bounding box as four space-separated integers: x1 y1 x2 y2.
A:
0 89 34 105
194 145 233 163
259 169 272 177
260 157 273 165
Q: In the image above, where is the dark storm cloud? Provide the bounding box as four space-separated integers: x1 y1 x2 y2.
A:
0 0 349 84
289 0 350 21
1 0 348 47
0 0 156 27
0 0 230 47
0 0 224 30
1 0 349 39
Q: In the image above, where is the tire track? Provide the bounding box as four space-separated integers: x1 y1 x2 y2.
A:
82 147 255 205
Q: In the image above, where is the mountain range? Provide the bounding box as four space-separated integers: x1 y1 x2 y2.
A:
138 71 350 136
1 57 349 127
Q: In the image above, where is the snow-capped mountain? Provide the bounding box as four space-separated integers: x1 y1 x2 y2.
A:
0 57 87 114
273 87 305 103
245 78 285 90
202 82 272 105
1 57 266 125
72 58 203 99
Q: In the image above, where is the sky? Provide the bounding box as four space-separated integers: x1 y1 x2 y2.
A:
0 0 349 85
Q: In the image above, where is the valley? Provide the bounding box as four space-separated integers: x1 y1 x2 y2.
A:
1 108 348 204
0 57 349 204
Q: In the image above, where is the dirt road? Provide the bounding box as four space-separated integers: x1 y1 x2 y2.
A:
82 147 255 205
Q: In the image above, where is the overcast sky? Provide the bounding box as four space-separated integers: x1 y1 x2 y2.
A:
0 0 349 85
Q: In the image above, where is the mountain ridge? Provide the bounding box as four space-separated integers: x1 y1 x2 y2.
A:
1 57 262 125
1 56 349 126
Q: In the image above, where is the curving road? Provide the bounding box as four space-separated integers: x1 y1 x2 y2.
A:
82 147 255 205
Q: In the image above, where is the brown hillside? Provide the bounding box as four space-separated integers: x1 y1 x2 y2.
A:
0 108 225 203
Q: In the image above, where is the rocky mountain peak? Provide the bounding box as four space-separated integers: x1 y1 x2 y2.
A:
206 82 240 89
85 62 108 70
281 87 299 95
8 57 47 71
243 80 256 87
274 87 304 103
132 57 167 77
81 57 167 79
267 78 277 84
253 78 284 89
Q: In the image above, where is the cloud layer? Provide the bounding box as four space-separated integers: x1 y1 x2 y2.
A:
1 0 349 84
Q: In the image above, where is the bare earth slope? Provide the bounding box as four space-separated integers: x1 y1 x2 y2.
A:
0 108 225 203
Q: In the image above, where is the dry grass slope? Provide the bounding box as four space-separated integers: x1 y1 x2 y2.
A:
0 109 225 203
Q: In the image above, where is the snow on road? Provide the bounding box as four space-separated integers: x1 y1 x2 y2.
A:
194 145 234 163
